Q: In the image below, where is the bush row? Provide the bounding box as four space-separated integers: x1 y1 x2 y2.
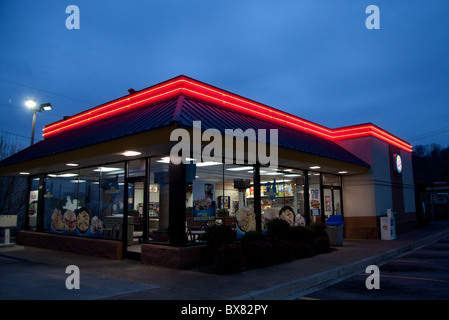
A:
204 219 332 274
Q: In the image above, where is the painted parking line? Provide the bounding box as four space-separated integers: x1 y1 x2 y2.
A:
392 259 449 265
359 273 449 284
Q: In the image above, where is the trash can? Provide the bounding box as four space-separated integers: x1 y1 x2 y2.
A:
325 215 344 246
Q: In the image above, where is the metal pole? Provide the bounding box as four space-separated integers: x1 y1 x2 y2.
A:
30 110 37 145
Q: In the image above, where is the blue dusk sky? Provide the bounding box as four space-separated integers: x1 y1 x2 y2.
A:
1 0 448 150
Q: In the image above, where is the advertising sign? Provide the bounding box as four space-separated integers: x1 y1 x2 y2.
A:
50 197 103 238
310 188 321 216
193 180 216 222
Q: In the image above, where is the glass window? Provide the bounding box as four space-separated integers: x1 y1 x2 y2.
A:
148 156 170 243
322 173 341 187
97 164 125 240
224 164 254 238
43 163 125 239
308 171 321 223
27 177 40 231
282 169 306 226
186 161 223 226
44 170 80 234
128 159 146 178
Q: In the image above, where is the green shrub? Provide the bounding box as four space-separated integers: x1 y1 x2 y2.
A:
240 231 267 249
265 218 290 242
243 240 272 268
272 240 296 263
288 226 315 246
312 236 331 254
214 244 244 274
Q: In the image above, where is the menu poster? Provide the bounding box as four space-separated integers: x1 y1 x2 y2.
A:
325 195 331 214
193 180 216 222
310 188 321 216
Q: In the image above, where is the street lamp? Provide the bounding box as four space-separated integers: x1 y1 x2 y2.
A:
26 99 52 145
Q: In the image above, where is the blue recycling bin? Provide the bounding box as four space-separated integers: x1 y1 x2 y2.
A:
325 215 344 246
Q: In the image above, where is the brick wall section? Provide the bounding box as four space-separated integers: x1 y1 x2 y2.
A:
141 243 204 269
17 231 123 260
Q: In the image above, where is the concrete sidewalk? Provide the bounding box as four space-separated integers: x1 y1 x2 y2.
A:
1 221 449 300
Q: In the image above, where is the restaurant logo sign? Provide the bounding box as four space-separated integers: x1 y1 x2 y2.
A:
393 153 403 174
170 121 278 169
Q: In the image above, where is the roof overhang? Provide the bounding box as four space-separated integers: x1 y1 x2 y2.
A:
42 75 412 153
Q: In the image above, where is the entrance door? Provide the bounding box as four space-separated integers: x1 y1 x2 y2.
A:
323 187 342 221
124 177 145 259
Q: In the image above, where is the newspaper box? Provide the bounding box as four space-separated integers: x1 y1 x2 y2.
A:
0 215 17 246
380 216 396 240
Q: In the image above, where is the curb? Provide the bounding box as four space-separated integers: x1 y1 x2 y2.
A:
231 228 449 300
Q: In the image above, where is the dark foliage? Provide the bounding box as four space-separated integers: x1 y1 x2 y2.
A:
293 242 313 259
214 244 244 274
312 236 331 254
240 231 267 249
265 218 290 242
272 240 296 263
243 240 273 268
204 224 235 251
310 222 328 239
288 226 315 246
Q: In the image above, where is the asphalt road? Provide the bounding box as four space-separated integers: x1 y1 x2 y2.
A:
295 235 449 300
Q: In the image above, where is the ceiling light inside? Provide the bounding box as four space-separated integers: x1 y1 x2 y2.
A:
121 151 141 157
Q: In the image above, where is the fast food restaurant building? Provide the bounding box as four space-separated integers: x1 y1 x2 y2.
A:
0 76 417 267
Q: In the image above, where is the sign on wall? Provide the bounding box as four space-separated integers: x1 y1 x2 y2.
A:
393 153 403 174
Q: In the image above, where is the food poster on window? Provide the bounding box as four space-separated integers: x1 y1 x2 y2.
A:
193 180 216 222
310 188 321 216
325 195 332 215
218 196 230 210
28 190 38 216
50 196 103 237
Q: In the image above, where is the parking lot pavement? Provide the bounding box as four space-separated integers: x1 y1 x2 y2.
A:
0 254 159 300
295 235 449 300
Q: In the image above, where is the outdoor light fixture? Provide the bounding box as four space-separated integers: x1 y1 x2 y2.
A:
309 166 321 170
41 103 53 111
121 151 142 157
66 163 79 167
25 99 53 145
338 171 348 174
19 172 30 175
25 99 37 109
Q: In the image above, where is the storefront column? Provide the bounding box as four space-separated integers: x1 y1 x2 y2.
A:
143 157 150 242
168 161 187 246
304 171 311 226
36 175 45 232
253 164 262 232
25 176 32 230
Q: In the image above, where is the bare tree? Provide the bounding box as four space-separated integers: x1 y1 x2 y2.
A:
0 133 28 230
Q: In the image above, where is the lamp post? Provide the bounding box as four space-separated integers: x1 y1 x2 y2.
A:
25 99 52 145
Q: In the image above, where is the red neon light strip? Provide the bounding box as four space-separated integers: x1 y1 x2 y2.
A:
42 76 413 152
